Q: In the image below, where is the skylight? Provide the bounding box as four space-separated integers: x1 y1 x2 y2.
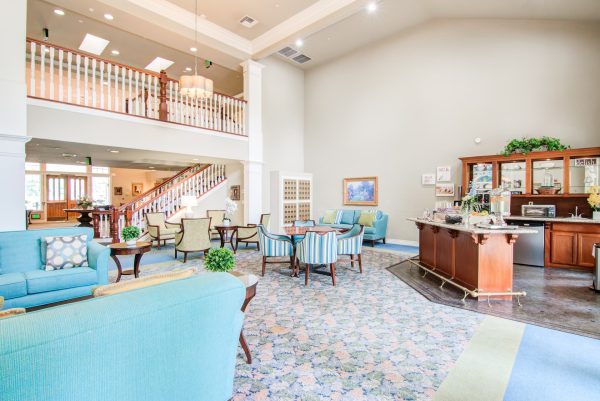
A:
145 57 174 72
78 33 110 55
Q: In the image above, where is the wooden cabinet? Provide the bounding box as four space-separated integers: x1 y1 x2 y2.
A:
546 223 600 269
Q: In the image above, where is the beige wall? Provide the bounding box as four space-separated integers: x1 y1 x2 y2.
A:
304 19 600 241
110 168 174 205
261 56 305 214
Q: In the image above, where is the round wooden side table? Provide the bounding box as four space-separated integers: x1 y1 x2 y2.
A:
108 241 152 282
215 225 238 253
230 271 258 364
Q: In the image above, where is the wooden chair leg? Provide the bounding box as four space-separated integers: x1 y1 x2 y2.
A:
289 256 294 270
330 263 336 286
183 252 188 263
358 254 363 273
350 255 355 268
257 242 260 252
157 239 161 249
163 240 167 246
305 263 309 286
262 256 266 276
175 249 178 258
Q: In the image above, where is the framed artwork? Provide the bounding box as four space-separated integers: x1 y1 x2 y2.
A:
436 166 452 182
114 187 123 196
230 185 241 201
435 183 455 197
422 173 436 185
343 177 378 206
132 183 144 196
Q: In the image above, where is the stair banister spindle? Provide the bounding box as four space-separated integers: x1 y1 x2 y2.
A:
99 61 105 109
76 54 81 105
57 49 63 101
107 63 112 111
91 58 97 107
29 41 36 96
67 52 72 102
134 71 139 115
114 64 119 111
121 67 126 112
140 72 146 116
40 45 45 98
83 57 89 105
49 47 55 100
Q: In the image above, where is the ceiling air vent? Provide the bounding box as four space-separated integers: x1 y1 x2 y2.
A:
239 15 258 28
278 46 298 57
292 54 312 64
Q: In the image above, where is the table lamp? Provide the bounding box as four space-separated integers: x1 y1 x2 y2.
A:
181 196 197 218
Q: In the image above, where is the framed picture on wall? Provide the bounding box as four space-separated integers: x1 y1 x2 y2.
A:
114 187 123 196
343 177 378 206
132 183 144 196
422 173 435 185
436 166 452 182
230 185 241 201
435 183 455 197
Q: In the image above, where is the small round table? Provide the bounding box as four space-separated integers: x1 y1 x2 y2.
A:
230 271 258 364
64 208 94 227
215 225 238 253
108 242 152 282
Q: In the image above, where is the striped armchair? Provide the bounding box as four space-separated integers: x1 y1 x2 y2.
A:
337 224 365 273
257 225 294 277
295 231 338 286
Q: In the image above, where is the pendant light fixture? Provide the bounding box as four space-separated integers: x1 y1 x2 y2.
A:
179 0 213 98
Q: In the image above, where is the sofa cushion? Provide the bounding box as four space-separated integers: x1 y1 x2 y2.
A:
332 224 353 230
25 268 98 294
340 210 356 225
364 227 377 235
358 212 376 227
44 234 89 271
322 210 337 224
0 273 27 300
93 269 195 297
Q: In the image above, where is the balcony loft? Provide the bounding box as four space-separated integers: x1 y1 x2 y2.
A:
25 38 247 137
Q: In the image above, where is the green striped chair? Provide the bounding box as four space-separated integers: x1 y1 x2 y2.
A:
257 225 294 277
337 224 365 273
295 231 338 286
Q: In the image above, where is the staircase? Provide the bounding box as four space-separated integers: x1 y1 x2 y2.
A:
100 163 227 242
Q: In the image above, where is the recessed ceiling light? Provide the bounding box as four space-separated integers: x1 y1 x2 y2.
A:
44 48 50 53
78 19 84 23
79 33 110 55
108 149 120 153
62 153 77 158
111 50 120 55
148 166 155 169
104 13 114 20
185 67 192 72
190 47 197 52
54 9 65 16
367 2 377 13
295 39 304 47
89 8 94 12
145 57 174 72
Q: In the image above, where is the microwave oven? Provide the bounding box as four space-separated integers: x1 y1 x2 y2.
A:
521 204 556 218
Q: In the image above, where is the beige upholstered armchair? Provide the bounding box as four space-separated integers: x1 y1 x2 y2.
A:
207 210 225 238
175 218 212 262
145 212 181 248
234 214 271 250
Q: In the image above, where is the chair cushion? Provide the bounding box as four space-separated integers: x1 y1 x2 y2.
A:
161 228 180 235
25 268 98 294
340 210 356 225
364 227 377 235
332 224 353 230
322 210 337 224
0 273 27 300
358 212 376 227
44 234 89 271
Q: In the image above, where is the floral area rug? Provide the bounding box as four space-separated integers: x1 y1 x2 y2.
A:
108 245 484 401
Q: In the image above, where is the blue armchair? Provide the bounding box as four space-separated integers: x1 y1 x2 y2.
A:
296 231 338 286
337 224 365 273
257 225 294 276
0 227 109 309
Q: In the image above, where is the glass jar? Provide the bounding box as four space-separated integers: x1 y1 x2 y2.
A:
490 187 512 225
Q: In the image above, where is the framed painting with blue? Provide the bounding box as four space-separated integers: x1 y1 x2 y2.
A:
343 177 378 206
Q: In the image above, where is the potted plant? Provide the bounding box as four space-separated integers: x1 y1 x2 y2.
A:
500 136 570 156
76 196 93 209
203 248 235 272
223 197 237 226
588 186 600 221
121 225 141 247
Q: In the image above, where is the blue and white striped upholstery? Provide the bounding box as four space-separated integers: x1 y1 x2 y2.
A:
257 225 293 257
337 224 364 255
334 211 344 224
293 220 316 227
297 231 337 264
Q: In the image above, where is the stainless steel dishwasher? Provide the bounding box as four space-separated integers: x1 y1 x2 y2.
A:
509 220 545 267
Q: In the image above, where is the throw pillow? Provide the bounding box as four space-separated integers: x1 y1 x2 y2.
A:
322 210 337 224
334 210 344 224
340 210 355 225
93 269 195 297
44 234 89 271
358 212 376 227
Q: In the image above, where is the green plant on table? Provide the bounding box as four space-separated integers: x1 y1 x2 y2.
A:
204 247 235 272
121 226 141 242
76 196 93 209
501 136 570 156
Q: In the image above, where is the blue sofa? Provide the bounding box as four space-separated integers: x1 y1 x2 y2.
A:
319 209 389 245
0 273 245 401
0 227 109 309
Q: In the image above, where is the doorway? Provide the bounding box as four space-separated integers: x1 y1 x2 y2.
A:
46 175 88 221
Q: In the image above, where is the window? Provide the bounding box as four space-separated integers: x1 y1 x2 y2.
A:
69 177 87 200
46 163 87 173
92 166 110 174
92 176 110 205
25 174 42 210
25 162 41 171
47 177 65 201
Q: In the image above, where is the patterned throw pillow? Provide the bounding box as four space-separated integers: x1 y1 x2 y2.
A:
45 235 89 271
322 210 337 224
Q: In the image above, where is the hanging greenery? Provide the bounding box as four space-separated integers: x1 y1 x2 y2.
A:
501 136 570 156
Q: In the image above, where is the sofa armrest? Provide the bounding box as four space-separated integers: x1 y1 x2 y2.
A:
88 241 110 285
373 215 389 238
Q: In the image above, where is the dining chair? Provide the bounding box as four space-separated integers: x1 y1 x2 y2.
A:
145 212 181 248
206 210 225 238
174 218 212 262
337 224 365 273
235 225 260 250
295 231 338 286
257 225 294 276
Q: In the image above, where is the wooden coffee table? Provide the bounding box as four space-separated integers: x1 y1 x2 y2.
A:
215 225 238 253
230 271 258 364
108 242 152 282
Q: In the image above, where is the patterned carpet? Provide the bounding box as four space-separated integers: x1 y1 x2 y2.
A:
111 244 484 401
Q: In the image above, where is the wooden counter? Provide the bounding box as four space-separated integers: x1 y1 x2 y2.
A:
409 218 536 301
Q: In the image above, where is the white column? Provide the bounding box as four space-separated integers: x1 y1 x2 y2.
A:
0 2 29 231
240 60 265 225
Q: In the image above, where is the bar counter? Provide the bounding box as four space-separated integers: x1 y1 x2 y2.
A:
408 218 537 301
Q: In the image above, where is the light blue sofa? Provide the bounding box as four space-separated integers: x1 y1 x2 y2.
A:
319 209 389 246
0 273 245 401
0 227 109 309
